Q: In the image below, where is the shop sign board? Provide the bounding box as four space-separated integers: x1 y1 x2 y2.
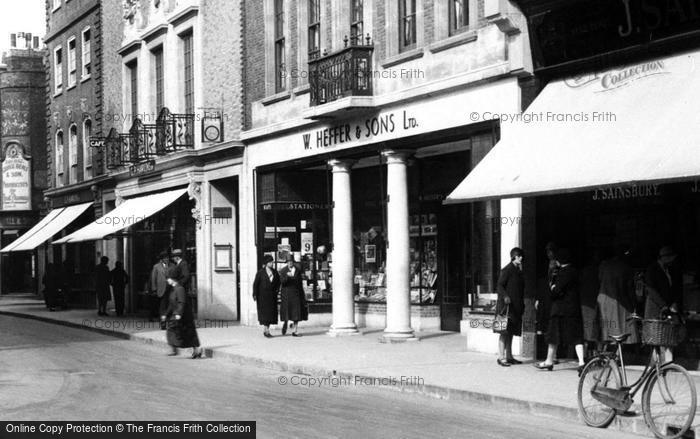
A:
129 160 156 177
2 143 31 211
527 0 700 72
592 184 660 201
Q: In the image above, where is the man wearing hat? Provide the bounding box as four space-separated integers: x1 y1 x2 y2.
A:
149 251 173 322
171 248 193 313
252 254 280 337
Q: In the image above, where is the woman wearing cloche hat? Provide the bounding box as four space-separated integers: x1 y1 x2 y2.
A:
253 254 280 337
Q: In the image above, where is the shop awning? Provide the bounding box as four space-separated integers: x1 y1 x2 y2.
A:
0 202 93 252
53 188 187 244
446 49 700 203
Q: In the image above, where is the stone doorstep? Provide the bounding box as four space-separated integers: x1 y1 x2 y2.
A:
0 308 682 438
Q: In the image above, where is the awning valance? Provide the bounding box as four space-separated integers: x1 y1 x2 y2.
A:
0 202 93 252
446 49 700 203
53 188 187 244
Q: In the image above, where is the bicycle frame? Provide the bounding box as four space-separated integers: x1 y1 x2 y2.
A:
605 342 674 403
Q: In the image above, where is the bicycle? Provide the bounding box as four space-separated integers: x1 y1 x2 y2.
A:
577 313 697 439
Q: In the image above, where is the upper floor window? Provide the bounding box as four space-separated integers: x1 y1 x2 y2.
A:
399 0 417 52
127 60 138 121
153 46 164 112
55 130 64 187
182 32 194 114
67 37 77 87
351 0 364 44
53 46 63 94
449 0 469 35
52 0 61 11
81 28 91 79
274 0 286 93
308 0 321 60
83 119 93 180
69 125 78 184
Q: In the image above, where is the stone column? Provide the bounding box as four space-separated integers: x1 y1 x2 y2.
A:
328 159 359 336
381 150 416 341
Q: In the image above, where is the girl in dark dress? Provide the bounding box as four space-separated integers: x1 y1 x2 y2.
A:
279 254 306 337
253 255 280 337
495 247 525 367
165 268 202 359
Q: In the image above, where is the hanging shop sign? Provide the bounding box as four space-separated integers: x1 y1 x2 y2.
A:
2 143 31 211
261 203 330 211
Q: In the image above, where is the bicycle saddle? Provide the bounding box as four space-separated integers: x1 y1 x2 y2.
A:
609 334 630 343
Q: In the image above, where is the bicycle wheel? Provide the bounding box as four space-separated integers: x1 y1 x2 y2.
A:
642 363 697 439
578 357 622 428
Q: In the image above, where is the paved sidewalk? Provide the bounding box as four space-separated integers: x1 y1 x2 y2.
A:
1 297 699 437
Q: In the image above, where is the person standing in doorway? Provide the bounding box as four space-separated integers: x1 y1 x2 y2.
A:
279 254 306 337
535 248 586 373
645 245 683 363
110 261 129 317
171 248 194 315
95 256 111 316
495 247 525 367
253 255 280 337
149 251 173 323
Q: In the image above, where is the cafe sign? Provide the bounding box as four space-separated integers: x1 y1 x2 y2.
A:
2 142 31 211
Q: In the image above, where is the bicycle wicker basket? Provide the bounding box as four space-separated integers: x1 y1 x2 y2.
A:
641 319 686 347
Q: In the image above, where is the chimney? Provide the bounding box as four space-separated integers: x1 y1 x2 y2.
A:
33 36 39 48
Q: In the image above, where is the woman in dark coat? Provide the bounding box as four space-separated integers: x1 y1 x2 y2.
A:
110 261 129 317
279 253 306 337
165 267 202 358
495 247 525 367
535 248 586 373
95 256 111 316
253 254 280 337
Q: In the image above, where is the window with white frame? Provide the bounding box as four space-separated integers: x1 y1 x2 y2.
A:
83 119 92 180
308 0 321 59
127 60 138 121
81 28 91 79
55 130 64 187
69 125 78 184
351 0 364 44
274 0 286 93
152 46 164 112
68 37 77 87
54 46 63 94
449 0 469 35
182 32 194 114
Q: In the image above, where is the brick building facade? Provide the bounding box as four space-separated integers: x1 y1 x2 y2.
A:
0 37 47 294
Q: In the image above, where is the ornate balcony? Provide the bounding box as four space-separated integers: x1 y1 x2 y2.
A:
308 35 375 115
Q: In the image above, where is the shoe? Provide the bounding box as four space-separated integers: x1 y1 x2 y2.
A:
167 349 178 356
577 364 585 376
553 360 560 365
497 359 511 367
264 332 272 338
292 333 302 337
506 358 522 365
533 362 554 371
191 349 203 359
282 322 288 335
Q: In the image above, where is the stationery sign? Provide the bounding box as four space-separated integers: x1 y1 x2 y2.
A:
2 142 31 211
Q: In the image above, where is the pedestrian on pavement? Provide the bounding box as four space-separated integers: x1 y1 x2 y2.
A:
279 253 306 337
597 245 638 346
110 261 129 317
535 242 559 363
149 251 173 324
644 245 683 363
535 248 586 373
95 256 111 316
171 248 194 314
43 263 59 312
253 254 280 338
164 267 203 359
495 247 525 367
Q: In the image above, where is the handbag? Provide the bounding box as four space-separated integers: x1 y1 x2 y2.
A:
493 304 509 334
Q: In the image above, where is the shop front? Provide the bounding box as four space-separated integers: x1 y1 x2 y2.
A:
447 47 700 359
242 79 523 336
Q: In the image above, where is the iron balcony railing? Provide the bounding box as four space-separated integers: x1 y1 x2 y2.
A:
309 34 373 106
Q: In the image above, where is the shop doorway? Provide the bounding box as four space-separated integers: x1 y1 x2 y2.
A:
439 204 470 331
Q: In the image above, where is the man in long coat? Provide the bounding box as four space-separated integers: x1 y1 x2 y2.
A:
95 256 111 316
150 251 173 322
253 254 280 337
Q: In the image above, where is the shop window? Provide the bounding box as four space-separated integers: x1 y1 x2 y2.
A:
257 170 332 303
